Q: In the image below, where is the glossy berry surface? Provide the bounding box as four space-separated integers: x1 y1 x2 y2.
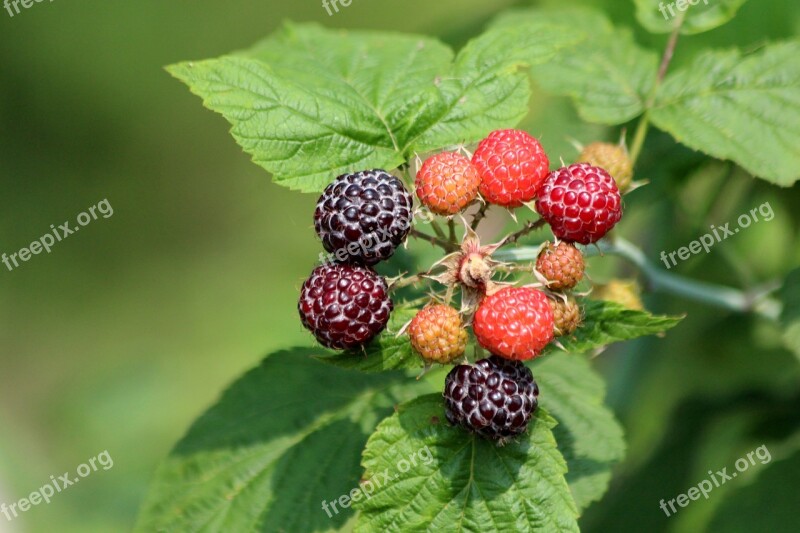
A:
535 163 622 245
473 287 554 361
472 129 550 208
298 263 392 350
536 241 585 291
415 152 481 215
314 169 413 265
407 305 468 364
444 356 539 440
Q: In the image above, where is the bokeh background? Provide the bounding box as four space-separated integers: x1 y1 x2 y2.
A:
1 0 798 532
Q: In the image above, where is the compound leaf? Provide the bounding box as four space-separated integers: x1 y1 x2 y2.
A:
651 41 800 186
134 348 418 532
354 394 579 532
493 8 658 125
169 21 578 193
532 356 625 511
545 300 683 356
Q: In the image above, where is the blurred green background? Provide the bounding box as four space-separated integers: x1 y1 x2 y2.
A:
1 0 798 532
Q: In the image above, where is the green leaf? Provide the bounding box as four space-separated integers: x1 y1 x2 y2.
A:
634 0 749 35
408 18 582 152
651 41 800 186
545 300 683 356
315 304 424 373
532 356 625 511
354 394 579 532
778 268 800 360
169 21 578 192
492 8 658 125
708 447 800 533
168 23 445 192
134 348 416 532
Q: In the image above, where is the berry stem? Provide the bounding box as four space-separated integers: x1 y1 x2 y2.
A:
448 218 458 244
390 271 429 290
499 218 547 248
629 11 686 167
470 202 490 231
496 238 782 320
409 227 459 253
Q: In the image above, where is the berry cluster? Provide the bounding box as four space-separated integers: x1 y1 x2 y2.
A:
298 128 629 442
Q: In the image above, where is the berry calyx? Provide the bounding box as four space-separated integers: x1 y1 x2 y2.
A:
298 263 392 350
314 169 413 266
535 163 623 245
415 152 481 215
577 142 633 192
473 287 554 361
550 297 582 336
535 241 585 291
407 305 468 364
472 129 550 208
443 355 539 441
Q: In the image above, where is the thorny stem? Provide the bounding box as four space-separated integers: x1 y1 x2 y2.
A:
629 12 686 167
409 227 459 253
470 202 490 231
499 218 547 248
390 271 430 291
448 218 457 244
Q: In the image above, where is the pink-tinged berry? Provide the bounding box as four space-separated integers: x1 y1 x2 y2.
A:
535 163 622 244
415 152 481 215
473 287 554 361
472 129 550 208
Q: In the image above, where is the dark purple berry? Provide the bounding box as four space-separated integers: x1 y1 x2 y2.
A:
314 169 413 265
298 263 392 350
443 356 539 440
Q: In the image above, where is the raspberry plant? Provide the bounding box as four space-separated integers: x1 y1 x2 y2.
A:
137 4 800 532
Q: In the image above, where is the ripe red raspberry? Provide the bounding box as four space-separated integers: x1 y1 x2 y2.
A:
443 355 539 441
577 142 633 192
415 152 480 215
473 287 554 361
535 163 622 244
549 297 582 336
472 129 550 208
536 241 585 291
407 305 468 364
314 170 413 266
298 263 392 350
